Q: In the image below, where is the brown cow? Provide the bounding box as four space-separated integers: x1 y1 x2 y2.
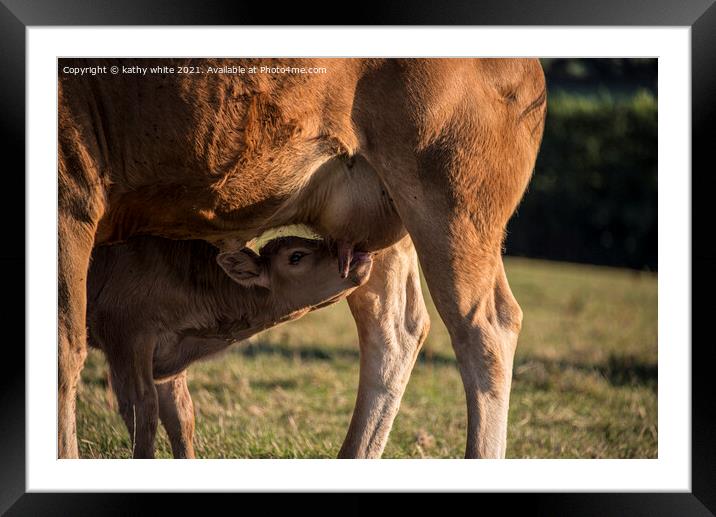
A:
59 58 546 459
87 235 372 458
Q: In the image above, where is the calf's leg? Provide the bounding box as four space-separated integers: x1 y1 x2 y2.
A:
157 371 196 459
107 337 159 459
338 235 430 458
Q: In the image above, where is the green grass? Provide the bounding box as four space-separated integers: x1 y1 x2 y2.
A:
77 257 657 459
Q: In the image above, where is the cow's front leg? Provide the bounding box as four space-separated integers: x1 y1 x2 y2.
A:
58 211 94 458
58 159 105 458
338 235 430 458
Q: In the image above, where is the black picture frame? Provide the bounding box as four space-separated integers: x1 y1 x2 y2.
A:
2 0 714 514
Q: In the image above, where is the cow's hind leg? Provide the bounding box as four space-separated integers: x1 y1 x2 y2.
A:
157 371 196 459
358 62 543 457
371 149 534 457
388 194 523 458
338 235 430 458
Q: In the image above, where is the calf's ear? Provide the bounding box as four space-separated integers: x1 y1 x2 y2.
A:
217 248 270 288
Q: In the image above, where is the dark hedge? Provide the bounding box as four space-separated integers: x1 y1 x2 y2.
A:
505 90 657 270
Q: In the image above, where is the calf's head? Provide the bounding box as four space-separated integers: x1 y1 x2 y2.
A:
216 236 373 313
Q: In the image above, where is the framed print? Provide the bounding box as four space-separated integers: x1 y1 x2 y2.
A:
2 0 715 514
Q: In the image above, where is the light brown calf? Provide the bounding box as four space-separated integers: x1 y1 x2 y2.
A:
60 58 546 458
87 236 372 458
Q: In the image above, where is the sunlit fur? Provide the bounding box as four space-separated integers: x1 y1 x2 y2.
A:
86 236 371 458
59 58 546 458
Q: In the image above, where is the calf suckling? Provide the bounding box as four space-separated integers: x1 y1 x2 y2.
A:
86 235 372 458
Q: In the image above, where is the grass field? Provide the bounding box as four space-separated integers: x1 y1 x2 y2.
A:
77 257 657 459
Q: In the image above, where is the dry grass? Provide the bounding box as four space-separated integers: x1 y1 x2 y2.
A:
77 257 657 458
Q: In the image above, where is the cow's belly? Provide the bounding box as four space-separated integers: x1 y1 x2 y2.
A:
96 153 406 253
95 180 296 245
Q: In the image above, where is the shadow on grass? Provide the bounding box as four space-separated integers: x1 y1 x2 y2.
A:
601 354 657 387
238 340 458 367
84 341 656 392
237 341 656 388
238 341 356 361
513 354 657 389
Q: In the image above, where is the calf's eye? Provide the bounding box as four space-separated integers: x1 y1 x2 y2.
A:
289 251 305 265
